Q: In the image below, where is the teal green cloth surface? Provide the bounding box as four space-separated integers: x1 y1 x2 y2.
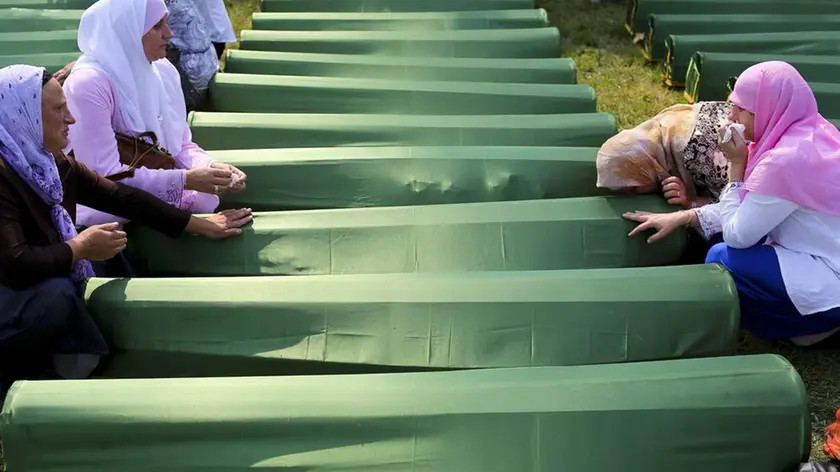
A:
664 31 840 85
646 14 840 61
207 146 608 211
0 7 81 32
0 0 92 8
667 52 840 89
627 0 840 35
238 28 562 58
187 112 619 150
0 51 78 71
82 265 739 377
1 355 810 472
261 0 535 12
208 73 595 114
685 52 840 106
0 29 78 55
223 50 578 84
250 10 550 31
125 195 687 277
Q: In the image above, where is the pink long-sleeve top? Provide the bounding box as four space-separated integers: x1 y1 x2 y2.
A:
63 66 219 228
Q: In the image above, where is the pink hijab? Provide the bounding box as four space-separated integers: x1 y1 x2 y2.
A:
729 61 840 216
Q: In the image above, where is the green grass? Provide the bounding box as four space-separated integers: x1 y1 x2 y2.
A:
537 0 684 129
229 0 838 461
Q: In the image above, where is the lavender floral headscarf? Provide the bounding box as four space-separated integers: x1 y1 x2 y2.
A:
0 64 94 283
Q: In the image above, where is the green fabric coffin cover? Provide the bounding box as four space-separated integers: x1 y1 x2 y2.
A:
223 50 578 84
0 29 78 56
250 10 550 31
811 83 840 119
0 51 78 71
627 0 840 36
0 355 810 472
238 28 562 59
666 52 840 89
684 52 840 104
187 112 619 150
0 0 92 8
208 73 595 115
664 31 840 85
83 266 739 377
261 0 535 13
645 14 840 62
125 195 687 277
208 146 608 211
0 7 81 32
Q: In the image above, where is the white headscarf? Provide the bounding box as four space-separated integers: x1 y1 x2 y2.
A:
71 0 184 153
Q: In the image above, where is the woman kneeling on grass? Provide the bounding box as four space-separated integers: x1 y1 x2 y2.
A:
624 61 840 347
0 64 252 398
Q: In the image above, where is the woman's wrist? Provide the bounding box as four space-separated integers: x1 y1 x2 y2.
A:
66 238 87 263
679 209 699 229
185 216 208 236
728 162 746 182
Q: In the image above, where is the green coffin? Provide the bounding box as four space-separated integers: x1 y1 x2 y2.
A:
0 7 81 32
223 50 578 84
187 112 619 150
250 10 549 31
208 73 595 115
238 28 562 58
0 29 78 56
0 355 810 472
0 0 92 8
812 83 840 119
684 52 840 103
664 31 840 86
645 14 840 62
208 146 608 211
261 0 535 13
627 0 840 36
0 51 78 71
81 265 738 377
125 195 687 277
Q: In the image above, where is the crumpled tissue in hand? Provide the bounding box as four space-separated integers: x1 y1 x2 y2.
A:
722 123 746 144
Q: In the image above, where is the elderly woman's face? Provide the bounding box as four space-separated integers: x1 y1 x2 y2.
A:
142 14 173 62
41 78 75 153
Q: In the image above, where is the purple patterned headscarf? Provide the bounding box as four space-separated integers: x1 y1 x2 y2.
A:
0 64 94 283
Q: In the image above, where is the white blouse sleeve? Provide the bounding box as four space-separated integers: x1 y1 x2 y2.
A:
693 202 722 240
717 181 798 249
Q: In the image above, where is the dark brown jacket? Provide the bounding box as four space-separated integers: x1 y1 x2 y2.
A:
0 151 192 290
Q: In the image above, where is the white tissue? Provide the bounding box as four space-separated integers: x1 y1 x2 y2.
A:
229 173 240 188
722 123 745 144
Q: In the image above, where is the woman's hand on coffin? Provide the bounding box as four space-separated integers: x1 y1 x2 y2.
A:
622 210 691 244
186 208 253 239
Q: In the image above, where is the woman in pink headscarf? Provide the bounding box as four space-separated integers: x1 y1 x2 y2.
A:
62 0 247 239
627 61 840 346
